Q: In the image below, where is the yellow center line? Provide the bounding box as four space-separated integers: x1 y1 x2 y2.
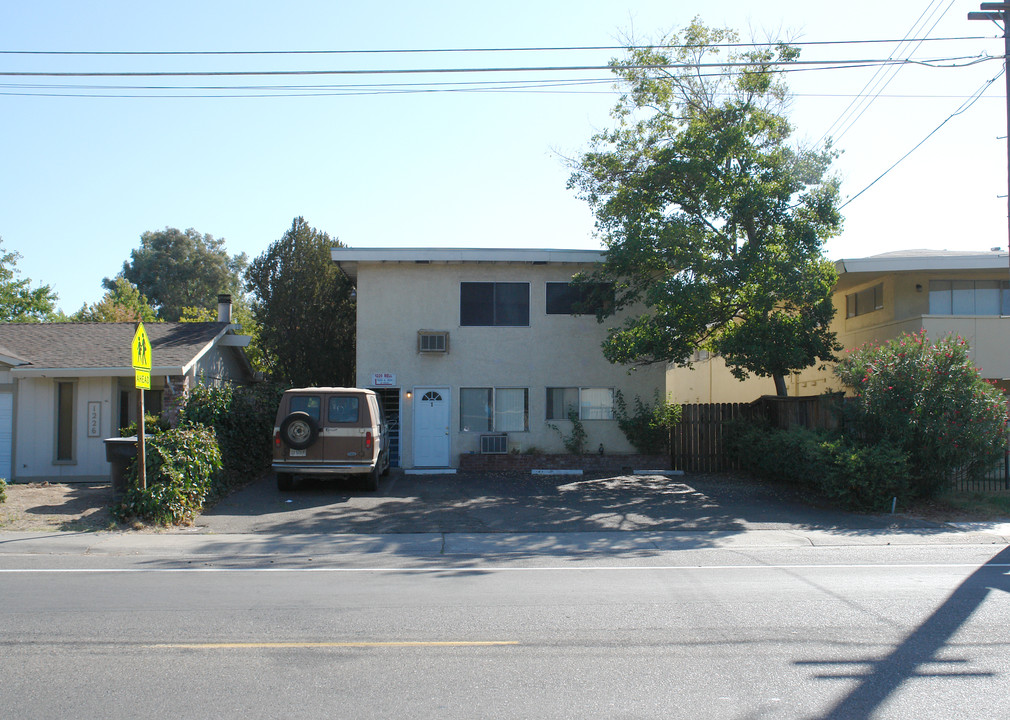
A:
150 641 519 649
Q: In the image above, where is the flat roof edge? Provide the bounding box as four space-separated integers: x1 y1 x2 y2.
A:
331 247 606 265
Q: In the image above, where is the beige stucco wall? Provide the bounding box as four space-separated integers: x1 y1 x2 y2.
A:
353 261 666 467
667 267 1010 403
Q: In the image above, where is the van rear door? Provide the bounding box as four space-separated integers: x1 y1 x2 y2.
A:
322 393 367 463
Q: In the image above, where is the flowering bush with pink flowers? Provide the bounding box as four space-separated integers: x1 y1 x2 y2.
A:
834 331 1008 496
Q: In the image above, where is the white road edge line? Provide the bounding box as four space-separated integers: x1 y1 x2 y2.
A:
0 563 1008 573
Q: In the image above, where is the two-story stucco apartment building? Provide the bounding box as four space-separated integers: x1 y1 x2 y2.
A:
333 248 666 471
668 249 1010 402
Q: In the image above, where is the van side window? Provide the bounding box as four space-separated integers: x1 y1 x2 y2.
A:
328 396 360 424
290 395 321 421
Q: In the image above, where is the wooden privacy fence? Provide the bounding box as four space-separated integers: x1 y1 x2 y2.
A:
671 395 842 473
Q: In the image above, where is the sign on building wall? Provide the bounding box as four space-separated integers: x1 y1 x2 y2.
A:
371 373 396 387
87 402 101 437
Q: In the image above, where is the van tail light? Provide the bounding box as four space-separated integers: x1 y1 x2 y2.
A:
274 430 281 448
365 431 373 449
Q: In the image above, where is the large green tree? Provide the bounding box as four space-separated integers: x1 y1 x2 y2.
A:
245 217 355 387
110 227 247 321
569 19 842 395
73 275 157 322
0 237 59 322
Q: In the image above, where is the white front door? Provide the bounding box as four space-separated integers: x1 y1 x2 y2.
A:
413 387 450 467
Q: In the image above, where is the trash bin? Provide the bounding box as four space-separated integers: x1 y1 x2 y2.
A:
104 436 138 497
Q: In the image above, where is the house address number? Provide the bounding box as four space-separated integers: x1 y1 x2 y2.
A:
87 402 101 438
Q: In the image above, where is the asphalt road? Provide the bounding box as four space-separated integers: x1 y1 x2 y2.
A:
195 470 943 535
3 543 1009 720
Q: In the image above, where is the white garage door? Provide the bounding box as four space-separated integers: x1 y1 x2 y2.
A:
0 393 11 482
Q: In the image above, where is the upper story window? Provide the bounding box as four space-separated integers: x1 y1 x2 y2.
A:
545 282 615 315
929 280 1009 315
846 283 883 318
460 282 529 326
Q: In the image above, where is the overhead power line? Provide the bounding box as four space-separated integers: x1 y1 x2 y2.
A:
0 36 993 56
841 66 1005 209
0 54 995 78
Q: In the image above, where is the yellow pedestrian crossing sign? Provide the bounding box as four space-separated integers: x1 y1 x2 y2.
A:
132 323 152 390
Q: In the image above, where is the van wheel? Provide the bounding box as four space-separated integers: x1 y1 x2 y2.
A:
364 465 380 492
277 473 294 492
279 412 318 450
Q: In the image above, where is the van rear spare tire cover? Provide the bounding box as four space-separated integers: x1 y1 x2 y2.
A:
280 412 318 450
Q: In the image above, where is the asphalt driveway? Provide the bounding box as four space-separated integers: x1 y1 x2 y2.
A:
195 470 942 535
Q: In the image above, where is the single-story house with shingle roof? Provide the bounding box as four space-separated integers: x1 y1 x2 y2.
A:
0 298 253 483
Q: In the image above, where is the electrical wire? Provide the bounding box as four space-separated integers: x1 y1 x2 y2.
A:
823 0 958 146
0 36 992 56
840 66 1006 210
0 53 993 79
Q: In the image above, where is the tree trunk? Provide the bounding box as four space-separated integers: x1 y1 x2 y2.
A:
773 374 789 397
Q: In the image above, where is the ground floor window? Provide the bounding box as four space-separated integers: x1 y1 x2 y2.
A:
546 387 615 420
56 381 75 462
460 387 528 432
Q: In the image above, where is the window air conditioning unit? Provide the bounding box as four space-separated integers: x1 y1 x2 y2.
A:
418 330 449 353
480 433 508 454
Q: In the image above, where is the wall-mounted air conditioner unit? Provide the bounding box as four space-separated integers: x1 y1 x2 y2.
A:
479 433 508 454
418 330 449 353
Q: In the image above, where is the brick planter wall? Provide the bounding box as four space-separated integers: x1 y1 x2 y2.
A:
458 453 671 474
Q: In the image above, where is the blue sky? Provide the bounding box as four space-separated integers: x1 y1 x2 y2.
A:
1 0 1006 313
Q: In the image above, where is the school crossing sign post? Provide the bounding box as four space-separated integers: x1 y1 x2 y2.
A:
131 323 152 490
132 323 152 389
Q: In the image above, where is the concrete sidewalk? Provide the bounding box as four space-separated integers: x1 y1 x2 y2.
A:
1 523 1008 562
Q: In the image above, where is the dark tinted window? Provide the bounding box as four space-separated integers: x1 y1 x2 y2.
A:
328 396 360 424
289 395 321 421
460 282 529 326
546 282 614 315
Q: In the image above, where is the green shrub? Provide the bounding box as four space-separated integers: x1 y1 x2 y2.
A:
179 380 284 496
726 422 913 511
546 408 588 454
835 331 1008 497
113 425 222 526
0 478 6 504
725 421 822 487
816 436 912 511
120 412 168 438
614 390 682 455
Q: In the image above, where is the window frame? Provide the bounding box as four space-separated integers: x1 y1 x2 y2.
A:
929 279 1010 316
546 387 615 421
545 281 615 316
54 379 77 464
845 283 884 319
459 387 529 432
459 281 530 327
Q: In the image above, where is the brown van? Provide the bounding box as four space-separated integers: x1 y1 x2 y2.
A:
272 387 390 491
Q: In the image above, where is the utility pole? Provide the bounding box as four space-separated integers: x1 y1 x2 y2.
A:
969 4 1010 283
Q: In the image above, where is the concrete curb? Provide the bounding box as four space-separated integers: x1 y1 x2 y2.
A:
0 526 1008 560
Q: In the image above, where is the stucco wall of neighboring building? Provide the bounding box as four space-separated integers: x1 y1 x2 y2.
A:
353 260 666 467
667 263 1010 403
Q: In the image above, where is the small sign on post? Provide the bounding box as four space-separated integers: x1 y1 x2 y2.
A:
131 323 153 490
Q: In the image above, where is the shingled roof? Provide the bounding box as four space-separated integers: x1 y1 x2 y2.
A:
0 322 237 374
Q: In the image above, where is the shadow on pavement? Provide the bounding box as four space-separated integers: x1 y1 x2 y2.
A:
196 470 944 537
